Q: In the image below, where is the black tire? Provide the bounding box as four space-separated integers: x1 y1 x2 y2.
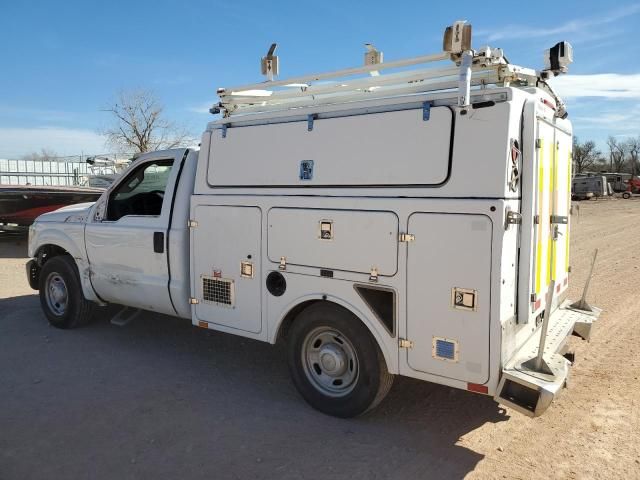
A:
38 255 96 329
622 192 631 199
287 302 394 418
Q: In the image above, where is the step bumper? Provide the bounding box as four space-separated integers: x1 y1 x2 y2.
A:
496 300 601 417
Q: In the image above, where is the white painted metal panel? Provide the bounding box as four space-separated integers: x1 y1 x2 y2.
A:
208 107 452 187
192 205 262 333
552 128 572 290
268 208 398 276
406 213 492 383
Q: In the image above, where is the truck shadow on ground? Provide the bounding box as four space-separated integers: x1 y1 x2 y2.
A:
0 232 28 259
0 294 509 480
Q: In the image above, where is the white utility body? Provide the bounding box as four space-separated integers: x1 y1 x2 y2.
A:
28 22 599 418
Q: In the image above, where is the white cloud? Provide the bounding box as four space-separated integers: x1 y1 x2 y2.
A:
549 73 640 99
477 4 640 41
573 104 640 128
0 127 106 158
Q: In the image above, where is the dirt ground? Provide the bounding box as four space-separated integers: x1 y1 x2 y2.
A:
0 199 639 480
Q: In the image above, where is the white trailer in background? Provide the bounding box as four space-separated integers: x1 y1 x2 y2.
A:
28 22 599 418
572 175 608 200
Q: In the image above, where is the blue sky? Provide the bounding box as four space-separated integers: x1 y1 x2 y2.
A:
1 0 639 157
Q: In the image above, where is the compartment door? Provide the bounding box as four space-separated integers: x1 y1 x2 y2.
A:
268 208 398 276
551 129 572 291
191 205 262 334
406 213 492 384
530 121 571 315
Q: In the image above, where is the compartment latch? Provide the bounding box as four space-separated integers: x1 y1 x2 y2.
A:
399 338 414 349
369 267 379 282
398 233 415 243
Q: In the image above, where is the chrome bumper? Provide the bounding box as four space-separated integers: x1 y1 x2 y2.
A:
496 300 601 417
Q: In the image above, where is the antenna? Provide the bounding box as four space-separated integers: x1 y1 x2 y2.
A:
261 43 279 81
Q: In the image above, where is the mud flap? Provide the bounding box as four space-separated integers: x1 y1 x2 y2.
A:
26 259 40 290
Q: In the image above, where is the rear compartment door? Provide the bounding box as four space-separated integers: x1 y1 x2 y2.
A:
530 122 571 315
405 213 492 384
552 129 572 289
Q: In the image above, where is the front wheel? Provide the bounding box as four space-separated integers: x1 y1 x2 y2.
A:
38 255 96 329
287 302 394 418
622 192 632 199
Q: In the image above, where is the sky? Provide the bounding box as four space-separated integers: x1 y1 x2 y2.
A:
0 0 639 158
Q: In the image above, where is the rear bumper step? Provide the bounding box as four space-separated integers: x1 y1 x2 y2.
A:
496 300 601 417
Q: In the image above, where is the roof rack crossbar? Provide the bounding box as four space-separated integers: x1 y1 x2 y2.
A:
219 52 450 95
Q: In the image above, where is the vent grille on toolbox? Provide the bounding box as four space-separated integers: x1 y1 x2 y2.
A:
202 276 234 306
433 337 458 362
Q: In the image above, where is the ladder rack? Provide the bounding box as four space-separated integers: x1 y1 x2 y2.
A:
213 22 570 119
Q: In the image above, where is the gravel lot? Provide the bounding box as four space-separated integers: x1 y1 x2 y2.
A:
1 199 639 479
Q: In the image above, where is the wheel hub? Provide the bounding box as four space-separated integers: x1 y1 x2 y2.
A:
301 327 359 397
50 283 65 302
319 344 347 376
45 273 68 316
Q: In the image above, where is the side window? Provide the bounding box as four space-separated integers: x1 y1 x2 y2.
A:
107 159 174 221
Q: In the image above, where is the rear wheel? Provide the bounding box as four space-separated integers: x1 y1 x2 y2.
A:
622 192 632 199
39 256 95 329
287 302 393 417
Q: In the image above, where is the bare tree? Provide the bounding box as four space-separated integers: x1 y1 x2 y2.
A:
21 148 58 162
627 137 640 176
607 136 627 173
103 89 193 154
572 137 601 174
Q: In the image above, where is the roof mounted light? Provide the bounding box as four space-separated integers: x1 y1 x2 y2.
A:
541 41 573 78
443 21 472 56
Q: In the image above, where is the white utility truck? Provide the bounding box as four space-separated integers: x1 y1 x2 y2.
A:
27 22 600 418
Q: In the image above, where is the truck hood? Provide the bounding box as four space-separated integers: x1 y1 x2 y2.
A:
35 202 95 223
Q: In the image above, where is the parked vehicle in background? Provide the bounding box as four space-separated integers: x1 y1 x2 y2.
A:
571 175 608 200
0 155 130 230
26 22 600 419
0 185 103 230
621 177 640 199
597 172 632 193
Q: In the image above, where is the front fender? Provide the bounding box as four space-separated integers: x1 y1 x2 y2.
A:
29 222 104 304
29 221 84 259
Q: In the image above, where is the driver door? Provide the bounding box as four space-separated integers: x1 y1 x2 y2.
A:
85 150 185 315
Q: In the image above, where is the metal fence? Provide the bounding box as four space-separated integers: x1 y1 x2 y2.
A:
0 154 130 186
0 158 88 186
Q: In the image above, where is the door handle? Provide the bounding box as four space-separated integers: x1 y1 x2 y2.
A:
153 232 165 253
